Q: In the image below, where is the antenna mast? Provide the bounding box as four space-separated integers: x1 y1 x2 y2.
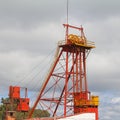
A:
67 0 69 24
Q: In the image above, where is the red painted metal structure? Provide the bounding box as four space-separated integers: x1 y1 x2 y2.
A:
28 24 99 120
9 86 30 112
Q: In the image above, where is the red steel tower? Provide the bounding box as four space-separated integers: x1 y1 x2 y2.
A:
28 24 99 120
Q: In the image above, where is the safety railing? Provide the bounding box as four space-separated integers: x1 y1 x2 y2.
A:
58 40 95 48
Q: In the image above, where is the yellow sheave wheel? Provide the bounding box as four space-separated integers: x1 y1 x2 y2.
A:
68 34 80 44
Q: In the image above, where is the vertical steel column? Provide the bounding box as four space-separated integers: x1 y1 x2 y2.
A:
72 52 75 93
64 51 68 116
76 51 78 92
80 50 82 92
83 49 88 92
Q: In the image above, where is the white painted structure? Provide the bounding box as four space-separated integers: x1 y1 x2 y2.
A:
58 113 95 120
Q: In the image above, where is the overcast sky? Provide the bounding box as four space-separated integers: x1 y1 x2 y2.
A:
0 0 120 119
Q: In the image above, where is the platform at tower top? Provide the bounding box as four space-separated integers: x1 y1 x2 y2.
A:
58 39 95 49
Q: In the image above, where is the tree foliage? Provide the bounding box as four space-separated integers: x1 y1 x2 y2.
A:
0 97 50 120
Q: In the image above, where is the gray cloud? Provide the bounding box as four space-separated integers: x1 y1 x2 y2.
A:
0 0 66 30
0 0 120 119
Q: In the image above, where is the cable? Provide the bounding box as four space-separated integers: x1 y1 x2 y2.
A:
14 47 56 88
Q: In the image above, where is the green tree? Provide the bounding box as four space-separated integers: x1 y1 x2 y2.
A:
16 109 50 120
32 109 50 118
0 97 50 119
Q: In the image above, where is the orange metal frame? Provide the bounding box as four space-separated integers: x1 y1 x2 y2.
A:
28 24 98 120
9 86 29 112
